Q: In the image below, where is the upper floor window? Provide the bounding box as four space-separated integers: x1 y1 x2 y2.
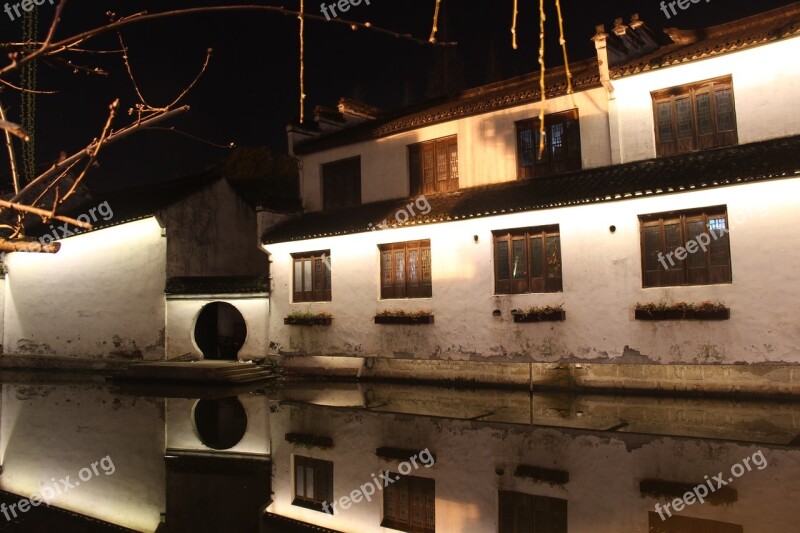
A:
516 109 581 179
322 156 361 210
499 491 567 533
409 136 458 195
382 473 435 533
292 251 331 302
293 456 333 513
652 76 737 157
493 226 563 294
379 240 432 299
640 206 732 288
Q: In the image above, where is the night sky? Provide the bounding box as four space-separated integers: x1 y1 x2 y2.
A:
0 0 795 191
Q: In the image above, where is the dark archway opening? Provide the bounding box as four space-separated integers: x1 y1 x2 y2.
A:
193 397 248 450
194 302 247 360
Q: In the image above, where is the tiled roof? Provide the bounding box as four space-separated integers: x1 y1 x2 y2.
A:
293 57 601 155
611 2 800 78
165 275 269 295
263 135 800 244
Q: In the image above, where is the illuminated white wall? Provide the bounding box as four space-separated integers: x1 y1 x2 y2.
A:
267 176 800 365
165 296 269 359
610 35 800 163
166 394 270 455
268 402 800 533
0 384 165 532
3 218 166 359
299 88 611 212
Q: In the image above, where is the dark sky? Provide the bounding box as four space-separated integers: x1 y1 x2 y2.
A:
0 0 795 191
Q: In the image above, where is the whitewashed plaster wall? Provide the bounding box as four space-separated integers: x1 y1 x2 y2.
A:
267 402 800 533
165 296 269 359
3 217 166 359
266 176 800 364
611 35 800 164
299 88 611 212
0 384 165 532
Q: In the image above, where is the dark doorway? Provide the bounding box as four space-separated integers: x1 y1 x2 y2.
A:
193 397 249 450
194 302 247 360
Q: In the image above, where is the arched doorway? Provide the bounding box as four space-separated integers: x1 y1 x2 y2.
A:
194 302 247 360
192 397 248 450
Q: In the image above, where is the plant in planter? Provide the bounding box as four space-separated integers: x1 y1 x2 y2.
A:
374 309 434 325
284 311 333 326
511 304 566 323
635 301 729 321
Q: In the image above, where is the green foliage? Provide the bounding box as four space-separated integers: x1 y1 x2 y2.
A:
375 309 433 318
635 301 726 312
514 304 564 318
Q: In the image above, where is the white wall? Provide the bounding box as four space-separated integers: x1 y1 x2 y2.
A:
0 384 165 532
611 35 800 163
266 176 800 365
166 394 270 455
267 402 800 533
166 296 269 360
3 218 166 359
300 88 611 212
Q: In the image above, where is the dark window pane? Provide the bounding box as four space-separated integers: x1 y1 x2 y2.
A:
294 262 302 292
676 97 693 139
708 217 730 267
512 239 527 279
664 223 683 269
696 93 713 135
496 241 510 281
657 102 674 141
303 261 312 293
546 235 561 278
530 236 543 278
686 220 707 269
643 226 662 272
519 128 535 167
551 123 565 160
715 88 735 131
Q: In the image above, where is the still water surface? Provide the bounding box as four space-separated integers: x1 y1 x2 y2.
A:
0 375 797 532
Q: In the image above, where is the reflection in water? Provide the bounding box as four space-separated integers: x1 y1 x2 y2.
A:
0 378 797 532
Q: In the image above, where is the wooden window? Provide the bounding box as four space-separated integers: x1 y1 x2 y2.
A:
652 76 738 156
293 456 333 513
292 251 331 302
322 156 361 210
640 207 732 288
648 512 743 533
493 226 562 294
382 473 435 533
498 491 567 533
409 136 458 195
516 109 581 179
379 240 432 299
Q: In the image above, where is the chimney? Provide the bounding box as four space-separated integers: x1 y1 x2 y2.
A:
591 24 614 94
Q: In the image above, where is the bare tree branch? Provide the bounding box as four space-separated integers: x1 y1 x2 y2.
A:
0 102 22 193
0 198 91 229
0 239 61 254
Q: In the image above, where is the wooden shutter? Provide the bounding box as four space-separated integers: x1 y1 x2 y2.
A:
494 235 511 294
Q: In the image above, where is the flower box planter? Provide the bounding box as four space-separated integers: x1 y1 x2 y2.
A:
635 308 730 321
284 317 333 326
374 315 434 325
513 310 566 323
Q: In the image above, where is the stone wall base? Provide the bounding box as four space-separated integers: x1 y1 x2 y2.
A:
280 356 800 398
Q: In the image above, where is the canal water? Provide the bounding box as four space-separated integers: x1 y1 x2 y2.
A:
0 374 797 532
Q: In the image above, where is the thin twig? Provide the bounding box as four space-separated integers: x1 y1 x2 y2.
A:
0 102 22 193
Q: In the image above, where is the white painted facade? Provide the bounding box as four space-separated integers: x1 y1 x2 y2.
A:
3 217 167 359
268 17 800 369
165 296 270 359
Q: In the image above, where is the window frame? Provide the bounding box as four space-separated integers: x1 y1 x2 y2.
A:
379 240 432 299
409 135 459 195
292 251 332 302
515 109 582 179
639 206 732 288
322 156 361 210
498 490 568 533
381 472 435 533
651 75 738 157
292 456 334 513
493 225 563 295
